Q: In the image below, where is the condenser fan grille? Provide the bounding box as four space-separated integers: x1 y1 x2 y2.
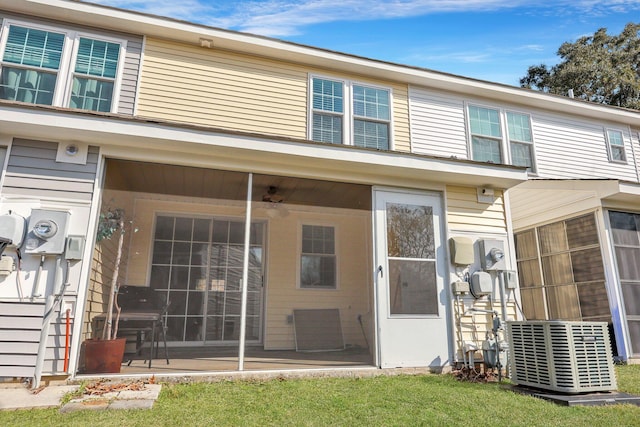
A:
507 321 617 393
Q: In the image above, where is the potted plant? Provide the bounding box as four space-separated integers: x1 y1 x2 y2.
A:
82 208 128 373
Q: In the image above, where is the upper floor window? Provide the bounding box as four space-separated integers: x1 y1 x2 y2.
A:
311 76 391 150
605 129 626 163
467 104 535 171
0 21 125 113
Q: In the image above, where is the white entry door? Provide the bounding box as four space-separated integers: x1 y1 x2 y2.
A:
374 189 449 368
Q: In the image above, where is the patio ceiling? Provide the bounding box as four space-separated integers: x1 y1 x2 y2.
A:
105 159 372 210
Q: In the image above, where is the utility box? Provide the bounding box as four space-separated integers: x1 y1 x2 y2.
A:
470 271 492 298
0 212 26 247
479 239 506 271
449 236 475 266
24 209 70 255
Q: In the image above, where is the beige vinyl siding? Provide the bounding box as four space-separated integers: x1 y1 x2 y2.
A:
138 38 308 138
137 38 410 151
446 185 507 233
264 209 372 350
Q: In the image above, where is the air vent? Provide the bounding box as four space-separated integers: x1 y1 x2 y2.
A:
508 321 617 393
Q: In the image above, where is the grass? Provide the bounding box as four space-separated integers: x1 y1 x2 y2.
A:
1 365 639 426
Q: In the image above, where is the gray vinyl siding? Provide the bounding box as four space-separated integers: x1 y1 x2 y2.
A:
0 302 45 377
0 12 142 115
2 139 99 202
409 86 639 182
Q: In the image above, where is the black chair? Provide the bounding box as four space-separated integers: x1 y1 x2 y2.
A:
116 285 170 368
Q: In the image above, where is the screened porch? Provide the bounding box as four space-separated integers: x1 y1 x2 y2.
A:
79 159 376 375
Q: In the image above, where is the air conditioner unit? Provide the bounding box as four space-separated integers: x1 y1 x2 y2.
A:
507 321 617 394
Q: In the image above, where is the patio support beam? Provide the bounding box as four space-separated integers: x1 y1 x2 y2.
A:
238 172 253 371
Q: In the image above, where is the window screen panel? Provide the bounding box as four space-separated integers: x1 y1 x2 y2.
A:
565 214 598 248
538 222 567 254
609 211 640 246
353 85 389 120
546 284 581 320
506 112 532 142
312 113 342 144
74 38 120 78
472 136 501 163
354 119 389 150
469 105 501 137
312 78 343 113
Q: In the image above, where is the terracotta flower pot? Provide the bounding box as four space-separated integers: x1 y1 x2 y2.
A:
83 338 127 373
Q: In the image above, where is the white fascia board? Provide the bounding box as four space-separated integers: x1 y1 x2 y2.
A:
515 179 640 204
2 1 639 126
0 104 527 189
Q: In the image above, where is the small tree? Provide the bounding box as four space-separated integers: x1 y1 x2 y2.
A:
96 208 126 340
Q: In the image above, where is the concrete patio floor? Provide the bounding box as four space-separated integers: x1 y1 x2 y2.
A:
78 346 374 377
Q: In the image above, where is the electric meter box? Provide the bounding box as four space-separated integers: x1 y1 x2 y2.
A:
479 239 506 271
24 209 70 255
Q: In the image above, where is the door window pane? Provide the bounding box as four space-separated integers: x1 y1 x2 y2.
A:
389 260 437 315
386 203 434 259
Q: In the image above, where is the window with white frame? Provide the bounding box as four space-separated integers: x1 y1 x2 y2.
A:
0 21 124 112
300 224 336 289
507 112 534 170
311 76 391 150
606 129 627 163
468 104 536 171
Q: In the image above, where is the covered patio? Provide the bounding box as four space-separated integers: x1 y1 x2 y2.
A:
80 158 376 375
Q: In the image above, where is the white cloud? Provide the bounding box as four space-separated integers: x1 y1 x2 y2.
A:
87 0 640 36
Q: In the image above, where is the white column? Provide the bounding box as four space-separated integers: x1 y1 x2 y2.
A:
238 173 253 370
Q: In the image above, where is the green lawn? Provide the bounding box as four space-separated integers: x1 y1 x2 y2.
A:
2 365 639 426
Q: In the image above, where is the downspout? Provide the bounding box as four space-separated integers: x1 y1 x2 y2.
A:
238 172 253 371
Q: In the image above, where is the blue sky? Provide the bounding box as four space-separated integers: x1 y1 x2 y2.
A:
88 0 639 86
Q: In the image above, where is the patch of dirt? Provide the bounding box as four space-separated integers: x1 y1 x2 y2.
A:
84 380 147 396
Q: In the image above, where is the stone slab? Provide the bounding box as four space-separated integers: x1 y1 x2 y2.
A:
0 385 78 410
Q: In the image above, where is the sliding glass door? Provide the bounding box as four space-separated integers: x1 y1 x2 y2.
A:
149 215 264 344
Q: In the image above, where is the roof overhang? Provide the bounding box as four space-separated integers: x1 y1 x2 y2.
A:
0 102 527 190
1 0 639 126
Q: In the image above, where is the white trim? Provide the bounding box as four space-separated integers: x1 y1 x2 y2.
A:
68 147 105 378
601 208 635 360
132 35 146 116
604 128 628 165
297 220 339 291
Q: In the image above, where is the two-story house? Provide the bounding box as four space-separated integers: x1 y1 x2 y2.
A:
0 0 636 387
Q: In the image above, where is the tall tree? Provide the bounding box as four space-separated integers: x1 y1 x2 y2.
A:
520 23 640 110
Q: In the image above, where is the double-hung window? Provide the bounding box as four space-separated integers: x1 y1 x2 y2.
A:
0 21 124 112
507 112 534 170
468 104 536 171
300 224 336 289
468 105 502 163
311 76 391 150
605 129 627 163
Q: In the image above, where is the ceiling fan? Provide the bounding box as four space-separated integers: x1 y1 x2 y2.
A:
262 186 284 203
